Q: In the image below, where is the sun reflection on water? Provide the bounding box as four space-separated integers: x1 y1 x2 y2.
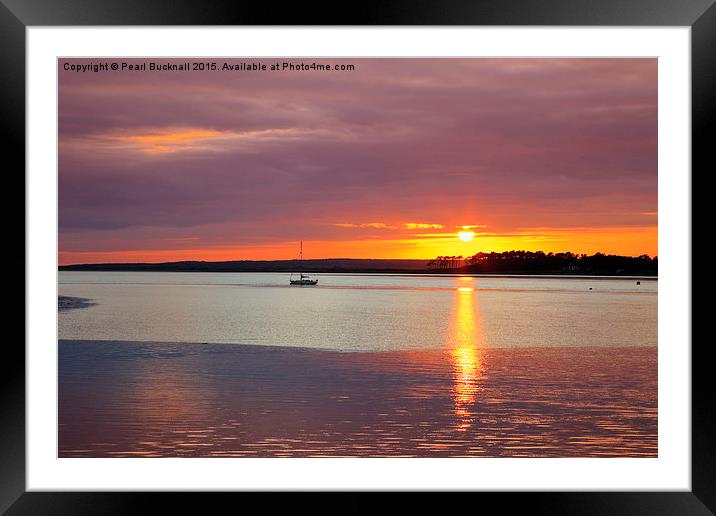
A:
450 279 483 431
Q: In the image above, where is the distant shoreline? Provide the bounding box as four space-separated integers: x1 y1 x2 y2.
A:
58 258 657 277
58 269 658 279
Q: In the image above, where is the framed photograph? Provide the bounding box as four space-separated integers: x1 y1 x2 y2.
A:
5 0 711 511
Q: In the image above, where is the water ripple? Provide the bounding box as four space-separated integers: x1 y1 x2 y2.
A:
59 341 657 457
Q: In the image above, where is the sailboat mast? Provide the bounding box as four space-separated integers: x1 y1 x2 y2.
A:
299 240 303 277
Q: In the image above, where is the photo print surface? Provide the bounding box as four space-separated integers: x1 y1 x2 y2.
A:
58 58 657 457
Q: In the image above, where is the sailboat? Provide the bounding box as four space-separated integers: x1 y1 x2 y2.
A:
289 240 318 286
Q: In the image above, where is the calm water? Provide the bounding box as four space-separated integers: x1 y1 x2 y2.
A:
59 272 657 350
58 272 657 457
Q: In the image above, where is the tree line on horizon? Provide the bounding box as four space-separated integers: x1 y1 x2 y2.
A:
427 251 658 275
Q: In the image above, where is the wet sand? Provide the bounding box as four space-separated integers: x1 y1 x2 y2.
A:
58 340 657 457
58 296 95 311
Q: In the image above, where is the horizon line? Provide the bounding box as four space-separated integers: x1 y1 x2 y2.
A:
58 250 658 268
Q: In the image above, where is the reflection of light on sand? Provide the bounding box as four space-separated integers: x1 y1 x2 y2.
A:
450 285 483 431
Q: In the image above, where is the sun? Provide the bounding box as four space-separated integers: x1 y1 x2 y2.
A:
458 228 475 242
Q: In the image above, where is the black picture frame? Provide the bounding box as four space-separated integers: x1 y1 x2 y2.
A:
3 0 711 512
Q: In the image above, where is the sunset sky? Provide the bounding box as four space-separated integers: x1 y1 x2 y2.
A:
59 58 657 265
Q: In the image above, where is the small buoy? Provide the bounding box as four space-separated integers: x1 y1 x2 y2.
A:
636 281 640 285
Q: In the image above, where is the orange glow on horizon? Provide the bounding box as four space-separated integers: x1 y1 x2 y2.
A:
58 224 657 266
